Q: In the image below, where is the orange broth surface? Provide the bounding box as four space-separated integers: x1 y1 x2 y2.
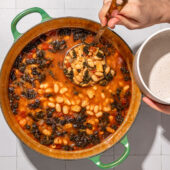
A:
8 28 131 151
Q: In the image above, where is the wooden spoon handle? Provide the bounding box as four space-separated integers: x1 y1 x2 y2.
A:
94 0 127 44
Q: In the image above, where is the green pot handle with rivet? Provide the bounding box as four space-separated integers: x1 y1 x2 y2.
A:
11 7 52 41
89 135 130 169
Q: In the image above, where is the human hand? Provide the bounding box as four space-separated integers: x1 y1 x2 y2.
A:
143 97 170 115
99 0 170 29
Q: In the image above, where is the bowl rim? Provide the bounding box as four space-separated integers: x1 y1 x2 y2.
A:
136 28 170 105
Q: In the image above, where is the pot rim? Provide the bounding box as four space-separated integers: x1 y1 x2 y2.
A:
0 16 141 160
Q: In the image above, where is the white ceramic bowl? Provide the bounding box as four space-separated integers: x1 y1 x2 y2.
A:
133 28 170 105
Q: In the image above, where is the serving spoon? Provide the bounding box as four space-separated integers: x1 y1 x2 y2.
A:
65 0 127 57
63 0 127 87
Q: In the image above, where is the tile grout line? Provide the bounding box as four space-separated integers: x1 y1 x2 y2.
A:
65 160 67 170
16 138 18 170
64 0 66 17
15 0 17 9
160 112 163 170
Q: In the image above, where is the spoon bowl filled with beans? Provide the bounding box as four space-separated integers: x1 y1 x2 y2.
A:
64 43 115 87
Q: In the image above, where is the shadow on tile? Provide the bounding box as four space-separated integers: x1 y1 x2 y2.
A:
113 101 162 170
20 142 65 170
20 141 116 170
162 114 170 141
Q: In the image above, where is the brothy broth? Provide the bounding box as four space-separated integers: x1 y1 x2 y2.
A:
8 28 131 151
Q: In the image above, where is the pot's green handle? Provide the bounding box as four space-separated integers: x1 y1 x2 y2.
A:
89 135 130 169
11 7 52 41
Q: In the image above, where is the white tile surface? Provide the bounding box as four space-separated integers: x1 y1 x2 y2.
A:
162 156 170 170
0 9 16 68
0 157 16 170
0 0 15 8
0 113 16 156
16 0 64 9
65 0 103 9
65 9 99 22
114 25 161 51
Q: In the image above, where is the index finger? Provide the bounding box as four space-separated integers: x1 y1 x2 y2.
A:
99 0 112 26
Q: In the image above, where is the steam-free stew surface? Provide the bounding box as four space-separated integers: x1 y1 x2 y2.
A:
8 28 131 151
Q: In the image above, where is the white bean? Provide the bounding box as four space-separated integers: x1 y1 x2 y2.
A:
105 66 110 74
49 97 55 102
87 59 94 67
54 137 62 144
54 83 59 93
111 69 115 76
75 75 83 82
42 129 51 136
103 106 111 112
81 100 89 107
40 83 48 89
95 72 103 77
93 86 97 90
91 75 99 82
71 100 76 105
71 105 81 112
101 93 105 99
45 88 53 93
86 111 94 116
38 89 44 94
63 105 69 114
63 139 68 145
86 105 90 110
94 105 99 113
90 105 94 111
87 90 95 99
95 112 103 117
48 102 55 108
96 62 103 72
56 96 64 103
123 85 130 92
56 103 61 112
64 98 71 105
86 129 93 135
60 87 68 94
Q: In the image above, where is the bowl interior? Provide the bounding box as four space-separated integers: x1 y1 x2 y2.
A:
139 29 170 103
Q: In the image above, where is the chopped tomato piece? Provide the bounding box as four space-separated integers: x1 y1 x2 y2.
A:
20 111 26 118
121 98 127 105
66 62 71 68
27 53 33 59
41 43 51 50
55 144 62 149
31 48 36 53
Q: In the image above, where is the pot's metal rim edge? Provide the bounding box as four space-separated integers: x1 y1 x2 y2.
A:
135 28 170 105
0 16 141 160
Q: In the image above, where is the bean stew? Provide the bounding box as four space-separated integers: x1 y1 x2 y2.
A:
8 28 131 151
